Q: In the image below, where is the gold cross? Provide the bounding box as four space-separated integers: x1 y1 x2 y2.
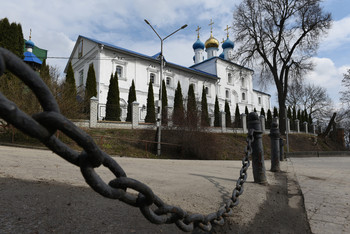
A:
222 38 225 44
196 26 201 39
29 29 32 40
225 25 231 38
209 19 214 33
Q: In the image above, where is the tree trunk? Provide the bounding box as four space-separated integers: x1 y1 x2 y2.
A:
279 105 286 135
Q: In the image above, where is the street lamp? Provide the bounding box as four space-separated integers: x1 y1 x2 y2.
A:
144 19 187 156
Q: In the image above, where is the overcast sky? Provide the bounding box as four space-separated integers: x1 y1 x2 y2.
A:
1 0 349 108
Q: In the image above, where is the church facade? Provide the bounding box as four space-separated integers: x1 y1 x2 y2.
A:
65 27 270 123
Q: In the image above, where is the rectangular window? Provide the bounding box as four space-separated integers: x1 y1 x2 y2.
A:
258 97 261 105
116 65 123 79
226 89 230 99
150 73 155 84
228 73 232 84
166 77 171 86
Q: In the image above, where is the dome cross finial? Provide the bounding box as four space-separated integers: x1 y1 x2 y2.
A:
29 29 32 40
196 26 201 39
209 19 214 35
225 25 231 39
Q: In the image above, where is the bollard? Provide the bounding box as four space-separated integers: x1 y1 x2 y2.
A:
248 112 268 184
279 138 284 161
241 114 247 133
269 122 280 172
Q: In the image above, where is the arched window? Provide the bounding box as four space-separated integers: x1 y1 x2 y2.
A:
242 92 246 101
205 86 209 95
116 65 123 79
150 73 155 84
228 73 232 84
241 77 245 87
226 89 230 99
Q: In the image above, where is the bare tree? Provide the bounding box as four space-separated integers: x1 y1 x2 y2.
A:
340 69 350 109
286 79 332 122
286 80 304 108
339 69 350 148
232 0 332 133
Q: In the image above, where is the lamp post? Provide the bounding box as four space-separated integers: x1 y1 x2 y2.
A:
144 19 187 156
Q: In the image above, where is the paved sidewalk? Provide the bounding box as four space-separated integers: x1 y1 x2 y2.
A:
0 145 310 233
289 157 350 234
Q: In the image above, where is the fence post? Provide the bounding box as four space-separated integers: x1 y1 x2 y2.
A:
312 123 316 135
286 118 290 133
295 119 300 133
132 101 139 129
248 112 268 184
90 96 98 128
241 114 247 133
209 115 214 127
304 122 308 134
269 122 280 172
259 115 266 134
221 111 226 133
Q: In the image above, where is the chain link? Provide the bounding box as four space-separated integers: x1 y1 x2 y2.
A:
0 48 254 232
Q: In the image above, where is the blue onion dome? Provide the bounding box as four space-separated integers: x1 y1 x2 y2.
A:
205 34 219 49
219 51 225 59
25 39 35 48
193 39 205 50
222 38 234 49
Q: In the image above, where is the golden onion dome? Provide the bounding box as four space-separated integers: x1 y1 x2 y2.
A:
205 34 219 49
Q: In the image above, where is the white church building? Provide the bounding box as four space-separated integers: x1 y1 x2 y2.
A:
65 26 270 123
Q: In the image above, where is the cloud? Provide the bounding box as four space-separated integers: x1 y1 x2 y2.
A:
319 16 350 52
304 57 350 104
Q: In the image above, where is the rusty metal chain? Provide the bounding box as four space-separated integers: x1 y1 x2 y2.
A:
0 48 253 232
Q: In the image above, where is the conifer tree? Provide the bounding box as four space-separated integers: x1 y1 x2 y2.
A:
187 84 198 126
145 82 155 123
173 81 185 125
65 61 77 98
301 110 305 123
253 107 257 112
0 18 24 58
201 86 209 127
105 73 121 121
126 80 136 122
225 100 232 128
40 59 51 85
234 104 241 128
308 113 313 125
245 106 249 116
160 80 168 124
84 63 97 113
260 107 265 117
297 109 301 121
85 64 97 98
214 95 220 127
304 109 309 124
292 106 297 120
266 109 273 129
273 107 279 118
287 106 292 119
